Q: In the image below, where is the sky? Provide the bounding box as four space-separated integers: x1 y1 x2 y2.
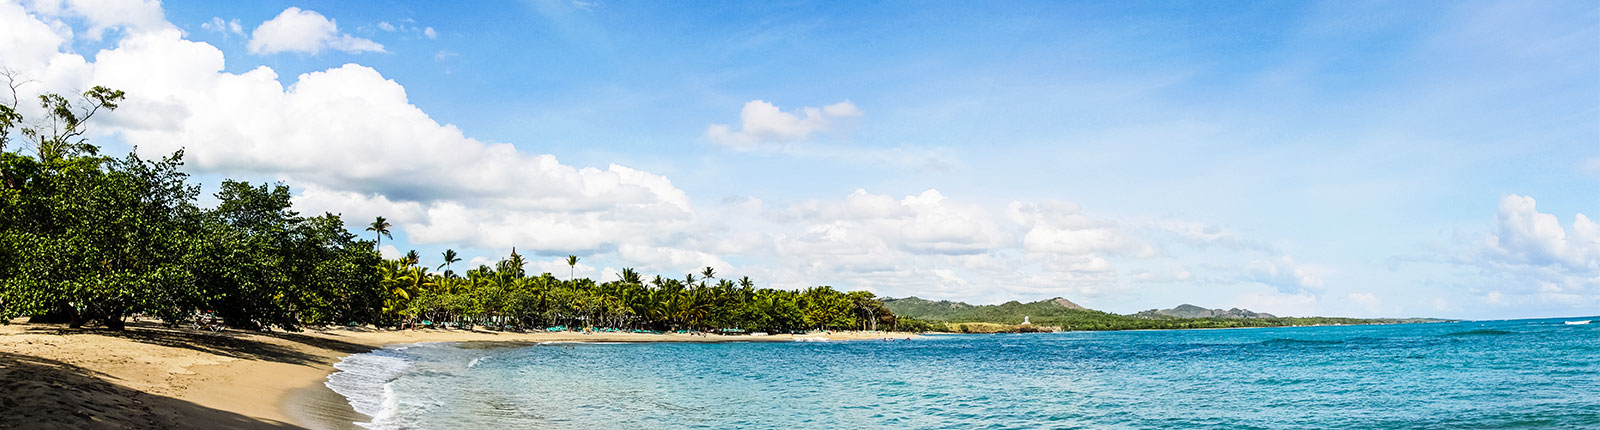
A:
0 0 1595 319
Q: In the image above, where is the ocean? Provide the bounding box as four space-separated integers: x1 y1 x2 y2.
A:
326 317 1599 429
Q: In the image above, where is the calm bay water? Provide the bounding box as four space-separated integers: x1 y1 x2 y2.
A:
327 318 1599 429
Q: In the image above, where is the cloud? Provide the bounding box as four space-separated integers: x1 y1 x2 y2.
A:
201 17 242 36
1580 157 1600 174
23 0 173 40
247 7 383 55
1346 292 1379 311
725 189 1182 302
0 1 73 73
1008 200 1153 258
705 100 862 149
1149 220 1275 253
1448 195 1600 306
1489 194 1599 271
1132 269 1192 283
1245 256 1326 294
780 189 1011 256
373 20 435 40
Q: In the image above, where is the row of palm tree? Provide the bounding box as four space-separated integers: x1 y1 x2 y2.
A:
367 238 896 333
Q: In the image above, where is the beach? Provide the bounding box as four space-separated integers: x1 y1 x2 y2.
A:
0 320 905 429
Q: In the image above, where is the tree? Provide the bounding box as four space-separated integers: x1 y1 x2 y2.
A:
800 286 855 331
366 216 392 247
439 249 461 277
0 85 191 330
404 250 419 266
503 248 527 278
20 86 125 163
847 291 888 331
566 255 579 281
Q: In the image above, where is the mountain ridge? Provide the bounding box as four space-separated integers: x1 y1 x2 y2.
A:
1131 304 1276 319
881 296 1445 332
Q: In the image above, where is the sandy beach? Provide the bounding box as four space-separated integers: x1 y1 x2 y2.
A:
0 320 910 429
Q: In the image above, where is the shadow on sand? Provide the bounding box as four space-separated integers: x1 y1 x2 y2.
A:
19 322 372 367
0 351 302 429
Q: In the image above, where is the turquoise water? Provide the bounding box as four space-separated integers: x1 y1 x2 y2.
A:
327 318 1599 429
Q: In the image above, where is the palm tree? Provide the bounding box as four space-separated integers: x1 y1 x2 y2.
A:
620 267 641 285
504 248 527 278
438 249 461 277
738 276 755 289
404 250 420 266
701 266 716 282
366 216 393 246
566 255 580 281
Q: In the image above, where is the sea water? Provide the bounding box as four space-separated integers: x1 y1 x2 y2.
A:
326 318 1599 429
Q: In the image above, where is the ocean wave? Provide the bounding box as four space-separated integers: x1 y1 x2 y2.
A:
326 347 413 428
1257 338 1343 346
1443 329 1514 336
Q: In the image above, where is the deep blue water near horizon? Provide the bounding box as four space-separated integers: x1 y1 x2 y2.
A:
327 317 1599 429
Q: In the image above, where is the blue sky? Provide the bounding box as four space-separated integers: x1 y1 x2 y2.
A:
2 0 1596 319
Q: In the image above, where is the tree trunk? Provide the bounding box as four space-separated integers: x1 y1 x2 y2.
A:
29 300 76 324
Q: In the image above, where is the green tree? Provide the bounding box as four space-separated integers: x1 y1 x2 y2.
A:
366 216 392 247
566 255 579 281
439 249 461 277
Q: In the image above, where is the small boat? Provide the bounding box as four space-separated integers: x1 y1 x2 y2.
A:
794 336 829 342
1564 320 1591 325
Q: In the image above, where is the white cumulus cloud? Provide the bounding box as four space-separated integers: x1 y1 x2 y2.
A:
1449 194 1600 307
1490 194 1599 271
705 100 861 149
247 7 383 55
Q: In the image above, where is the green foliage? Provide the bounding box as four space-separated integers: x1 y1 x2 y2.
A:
367 258 895 333
1 151 199 329
0 86 386 331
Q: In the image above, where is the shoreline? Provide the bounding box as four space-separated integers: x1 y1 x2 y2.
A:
0 321 914 429
287 330 917 429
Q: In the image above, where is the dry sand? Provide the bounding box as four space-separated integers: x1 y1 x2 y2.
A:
0 320 911 429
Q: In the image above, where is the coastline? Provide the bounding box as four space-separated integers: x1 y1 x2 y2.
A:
0 320 913 429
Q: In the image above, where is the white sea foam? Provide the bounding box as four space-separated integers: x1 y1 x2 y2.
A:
467 356 489 368
325 347 413 429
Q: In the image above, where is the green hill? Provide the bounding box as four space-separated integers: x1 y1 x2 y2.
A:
882 297 1446 332
1130 304 1276 319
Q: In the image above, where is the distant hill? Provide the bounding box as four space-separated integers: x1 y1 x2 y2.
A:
882 296 1447 332
881 296 1100 325
1131 304 1276 319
